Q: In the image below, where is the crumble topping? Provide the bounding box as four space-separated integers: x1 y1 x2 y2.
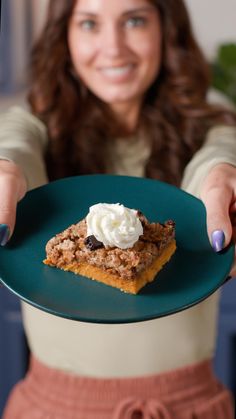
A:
45 211 175 281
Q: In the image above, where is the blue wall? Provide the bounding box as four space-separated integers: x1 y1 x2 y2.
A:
0 0 32 94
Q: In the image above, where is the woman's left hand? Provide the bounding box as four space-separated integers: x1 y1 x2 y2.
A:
200 163 236 277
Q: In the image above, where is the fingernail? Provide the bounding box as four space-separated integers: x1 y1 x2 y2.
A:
211 230 225 252
0 224 10 246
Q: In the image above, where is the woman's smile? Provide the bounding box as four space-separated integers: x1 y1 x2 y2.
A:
97 64 136 82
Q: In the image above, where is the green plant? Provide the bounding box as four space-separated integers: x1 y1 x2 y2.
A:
211 43 236 105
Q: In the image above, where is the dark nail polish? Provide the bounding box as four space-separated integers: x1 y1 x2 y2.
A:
0 224 10 246
211 230 225 252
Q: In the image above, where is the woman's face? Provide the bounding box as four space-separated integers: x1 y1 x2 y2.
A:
68 0 162 114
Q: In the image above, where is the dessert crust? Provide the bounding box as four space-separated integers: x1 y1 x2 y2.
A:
44 240 176 294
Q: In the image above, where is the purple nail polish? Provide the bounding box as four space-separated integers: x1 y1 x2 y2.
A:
211 230 225 252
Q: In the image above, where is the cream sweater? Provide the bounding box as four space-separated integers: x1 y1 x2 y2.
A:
0 107 236 377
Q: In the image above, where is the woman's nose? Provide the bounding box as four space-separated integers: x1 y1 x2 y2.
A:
101 24 125 57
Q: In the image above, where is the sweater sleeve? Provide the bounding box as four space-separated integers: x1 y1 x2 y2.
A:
181 125 236 198
0 106 48 190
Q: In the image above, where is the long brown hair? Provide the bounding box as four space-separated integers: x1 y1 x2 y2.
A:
28 0 236 185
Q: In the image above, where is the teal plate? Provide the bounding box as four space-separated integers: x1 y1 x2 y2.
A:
0 175 233 323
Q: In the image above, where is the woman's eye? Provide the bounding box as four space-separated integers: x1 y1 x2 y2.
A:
79 20 97 31
125 16 146 28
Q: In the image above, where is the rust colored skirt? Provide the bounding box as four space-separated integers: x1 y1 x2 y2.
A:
3 356 234 419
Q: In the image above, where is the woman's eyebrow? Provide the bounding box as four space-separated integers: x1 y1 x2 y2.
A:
72 11 97 17
122 6 156 16
73 6 155 17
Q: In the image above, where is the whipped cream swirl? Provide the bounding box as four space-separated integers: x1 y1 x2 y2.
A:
86 203 143 249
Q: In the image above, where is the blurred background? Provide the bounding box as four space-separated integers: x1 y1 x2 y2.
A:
0 0 236 416
0 0 236 109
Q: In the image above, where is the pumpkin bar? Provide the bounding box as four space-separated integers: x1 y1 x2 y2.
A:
44 204 176 294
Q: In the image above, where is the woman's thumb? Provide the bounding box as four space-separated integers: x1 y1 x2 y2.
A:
0 162 27 245
202 186 232 252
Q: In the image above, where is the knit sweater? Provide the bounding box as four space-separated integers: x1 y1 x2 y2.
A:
0 107 236 377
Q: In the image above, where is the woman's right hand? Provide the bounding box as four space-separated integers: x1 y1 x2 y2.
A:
0 160 27 245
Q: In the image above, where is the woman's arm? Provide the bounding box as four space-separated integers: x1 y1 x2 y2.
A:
0 107 48 244
181 125 236 198
0 106 48 190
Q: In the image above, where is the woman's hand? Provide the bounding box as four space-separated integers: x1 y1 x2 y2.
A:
0 160 27 245
200 163 236 276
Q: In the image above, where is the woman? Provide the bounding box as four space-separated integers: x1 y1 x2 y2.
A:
1 0 236 417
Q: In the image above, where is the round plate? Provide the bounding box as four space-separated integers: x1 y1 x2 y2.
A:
0 175 233 323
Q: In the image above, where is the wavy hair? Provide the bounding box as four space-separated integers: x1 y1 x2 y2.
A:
28 0 236 185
